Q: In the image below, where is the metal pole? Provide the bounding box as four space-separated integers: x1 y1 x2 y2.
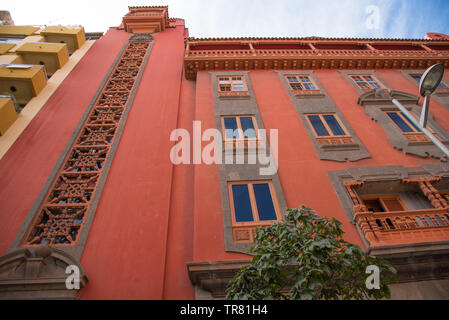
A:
391 98 449 159
419 94 430 128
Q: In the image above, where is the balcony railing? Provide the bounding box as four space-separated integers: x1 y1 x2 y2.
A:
354 208 449 246
186 48 449 59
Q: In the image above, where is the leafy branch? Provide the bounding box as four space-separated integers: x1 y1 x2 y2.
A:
226 206 397 300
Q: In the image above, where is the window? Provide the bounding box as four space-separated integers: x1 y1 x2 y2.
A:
411 74 448 89
217 76 248 95
361 195 406 213
285 75 318 92
221 115 258 141
385 110 440 142
305 113 354 145
350 75 383 91
228 181 282 242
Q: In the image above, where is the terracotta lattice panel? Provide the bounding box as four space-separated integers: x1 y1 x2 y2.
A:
22 39 151 246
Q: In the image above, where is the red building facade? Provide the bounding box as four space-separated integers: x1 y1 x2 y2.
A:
1 6 449 299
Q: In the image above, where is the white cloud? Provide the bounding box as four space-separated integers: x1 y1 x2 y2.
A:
2 0 447 39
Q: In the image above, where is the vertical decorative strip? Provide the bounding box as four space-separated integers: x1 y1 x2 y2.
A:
21 34 152 247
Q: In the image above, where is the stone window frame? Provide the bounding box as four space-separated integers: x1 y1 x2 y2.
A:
305 112 355 145
283 73 325 98
278 70 371 162
401 70 449 96
216 74 250 99
348 74 386 92
340 70 391 95
358 89 449 160
221 114 260 142
220 173 288 254
228 180 283 244
385 109 440 138
210 71 289 254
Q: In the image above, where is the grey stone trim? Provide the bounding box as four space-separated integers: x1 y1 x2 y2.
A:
369 241 449 285
277 70 371 162
358 89 449 160
400 69 449 110
339 69 391 95
214 71 251 100
279 70 326 99
129 33 154 41
0 246 88 299
7 37 155 262
209 71 288 255
187 259 250 299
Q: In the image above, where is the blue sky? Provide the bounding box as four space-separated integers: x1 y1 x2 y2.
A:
3 0 449 39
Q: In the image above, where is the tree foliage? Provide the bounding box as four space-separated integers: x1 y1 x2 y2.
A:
226 206 397 300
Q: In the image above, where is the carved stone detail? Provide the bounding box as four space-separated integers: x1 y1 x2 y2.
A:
0 247 87 299
129 33 154 42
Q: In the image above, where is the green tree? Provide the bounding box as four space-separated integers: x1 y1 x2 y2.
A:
226 206 397 300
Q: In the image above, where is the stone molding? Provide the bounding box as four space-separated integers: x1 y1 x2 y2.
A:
0 246 87 299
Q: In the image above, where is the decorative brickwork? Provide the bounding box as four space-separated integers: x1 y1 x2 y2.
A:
22 39 151 246
184 38 449 79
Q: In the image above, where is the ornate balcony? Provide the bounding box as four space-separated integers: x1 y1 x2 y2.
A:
346 177 449 248
354 208 449 247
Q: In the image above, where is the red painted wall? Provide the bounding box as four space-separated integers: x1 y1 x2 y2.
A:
0 28 130 255
2 17 449 299
79 25 190 299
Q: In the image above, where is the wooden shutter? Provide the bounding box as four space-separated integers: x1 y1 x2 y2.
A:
382 198 404 212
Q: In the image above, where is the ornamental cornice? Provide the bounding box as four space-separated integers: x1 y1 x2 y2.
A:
183 38 449 79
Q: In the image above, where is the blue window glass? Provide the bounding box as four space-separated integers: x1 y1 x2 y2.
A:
424 215 434 227
303 83 316 90
415 216 425 227
411 75 446 88
224 117 239 138
386 112 414 133
253 183 277 221
434 215 445 226
287 76 298 83
308 115 329 136
400 112 421 132
323 115 346 136
232 185 254 222
240 117 256 138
